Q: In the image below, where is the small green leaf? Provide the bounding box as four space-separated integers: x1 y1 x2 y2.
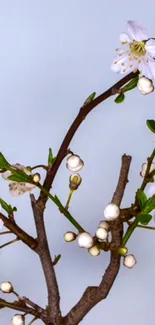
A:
83 92 96 105
136 189 148 209
122 76 139 92
139 214 152 225
48 148 53 166
0 153 10 169
0 198 16 214
143 194 155 214
8 169 31 182
146 120 155 134
114 93 125 104
52 157 57 164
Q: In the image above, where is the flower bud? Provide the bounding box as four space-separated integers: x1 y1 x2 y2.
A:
64 232 76 242
77 232 93 248
0 281 13 293
32 173 40 183
117 247 128 256
98 220 109 231
123 254 137 268
69 173 82 190
104 203 120 221
137 77 154 95
12 314 25 325
140 162 155 177
0 219 4 228
88 245 100 256
96 227 108 240
66 155 84 172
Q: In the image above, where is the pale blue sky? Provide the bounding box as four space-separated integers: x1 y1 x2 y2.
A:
0 1 155 324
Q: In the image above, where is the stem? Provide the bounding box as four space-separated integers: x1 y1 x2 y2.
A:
0 231 12 235
28 316 38 325
65 189 74 209
37 183 85 232
140 148 155 191
122 217 139 246
136 225 155 230
31 165 48 171
0 238 20 249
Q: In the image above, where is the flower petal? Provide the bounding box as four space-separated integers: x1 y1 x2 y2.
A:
126 21 148 41
145 39 155 57
120 33 131 43
9 182 28 196
137 58 153 80
0 219 4 229
148 59 155 80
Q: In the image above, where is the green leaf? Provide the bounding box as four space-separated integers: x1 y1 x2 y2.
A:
146 120 155 134
0 153 10 169
139 214 152 225
122 76 139 92
143 194 155 214
136 189 148 209
0 198 16 214
8 169 31 182
48 148 53 166
83 92 96 105
52 157 57 164
114 93 125 104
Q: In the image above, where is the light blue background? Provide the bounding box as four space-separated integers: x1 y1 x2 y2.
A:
0 1 155 324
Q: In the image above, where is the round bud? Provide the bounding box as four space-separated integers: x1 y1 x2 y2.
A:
104 203 120 221
96 227 108 240
98 220 109 231
64 232 76 242
117 247 128 256
140 162 155 177
77 232 93 248
88 245 100 256
66 155 84 172
123 254 137 268
0 281 13 293
69 173 82 190
32 173 40 183
12 314 25 325
137 77 154 95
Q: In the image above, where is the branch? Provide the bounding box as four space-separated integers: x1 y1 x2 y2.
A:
30 194 61 325
0 298 38 316
38 71 138 203
0 212 37 251
62 154 132 325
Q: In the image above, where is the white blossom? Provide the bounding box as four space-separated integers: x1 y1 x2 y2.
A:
137 77 154 95
66 155 84 172
2 164 37 197
12 314 25 325
77 232 93 248
111 21 155 81
98 220 109 231
96 227 108 240
0 219 4 229
140 162 155 178
104 203 120 221
123 254 137 268
88 245 100 256
0 281 13 293
69 173 82 190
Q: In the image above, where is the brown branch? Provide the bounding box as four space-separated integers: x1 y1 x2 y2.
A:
19 296 44 313
30 194 61 325
0 298 39 316
38 71 138 204
0 212 37 251
62 154 131 325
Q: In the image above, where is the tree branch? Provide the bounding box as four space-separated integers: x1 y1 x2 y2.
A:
30 194 61 325
62 154 132 325
0 298 39 316
0 212 37 251
38 71 138 204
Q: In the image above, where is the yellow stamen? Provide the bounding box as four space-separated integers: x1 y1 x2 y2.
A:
114 61 117 64
133 68 138 73
129 64 133 68
121 63 125 66
123 69 126 72
119 53 123 56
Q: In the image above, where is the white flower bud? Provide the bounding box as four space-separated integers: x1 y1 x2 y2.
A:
137 77 154 95
12 314 25 325
69 173 82 190
104 203 120 221
0 219 4 228
140 162 155 177
66 155 84 172
88 245 100 256
77 232 93 248
96 227 108 240
64 232 76 242
98 220 109 231
123 254 137 268
0 281 13 293
32 173 40 183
